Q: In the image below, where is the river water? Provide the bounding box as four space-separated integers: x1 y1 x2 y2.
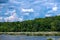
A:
0 35 60 40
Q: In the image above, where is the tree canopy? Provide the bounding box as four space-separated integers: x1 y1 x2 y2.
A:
0 16 60 32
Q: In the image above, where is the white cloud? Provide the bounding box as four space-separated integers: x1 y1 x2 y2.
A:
5 9 16 15
8 12 16 20
0 0 59 22
4 17 9 22
0 17 3 22
47 4 58 14
23 13 30 16
57 14 60 16
47 10 52 13
9 0 22 4
0 17 3 20
21 8 34 12
4 9 24 22
4 11 18 22
45 14 51 17
18 18 23 22
10 10 16 15
52 5 58 11
4 11 24 22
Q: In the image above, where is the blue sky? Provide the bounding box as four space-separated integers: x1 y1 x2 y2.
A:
0 0 60 22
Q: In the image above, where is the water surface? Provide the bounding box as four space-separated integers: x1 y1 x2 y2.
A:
0 35 60 40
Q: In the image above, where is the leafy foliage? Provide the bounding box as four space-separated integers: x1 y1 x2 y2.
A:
0 16 60 32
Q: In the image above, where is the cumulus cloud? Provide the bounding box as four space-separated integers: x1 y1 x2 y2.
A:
0 0 60 22
46 4 58 14
9 0 22 4
5 9 16 15
4 12 17 22
4 9 19 22
18 17 23 21
0 17 3 20
45 14 51 17
21 8 34 12
52 5 58 11
4 10 24 22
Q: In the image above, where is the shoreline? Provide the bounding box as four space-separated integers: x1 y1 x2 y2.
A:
0 32 60 36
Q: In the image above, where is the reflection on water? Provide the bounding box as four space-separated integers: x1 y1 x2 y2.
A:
0 35 60 40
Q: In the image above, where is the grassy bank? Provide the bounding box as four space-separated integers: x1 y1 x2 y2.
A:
0 32 60 36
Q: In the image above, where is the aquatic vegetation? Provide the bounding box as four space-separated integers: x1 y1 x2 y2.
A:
47 38 53 40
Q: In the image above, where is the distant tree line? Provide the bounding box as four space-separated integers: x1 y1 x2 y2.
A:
0 16 60 32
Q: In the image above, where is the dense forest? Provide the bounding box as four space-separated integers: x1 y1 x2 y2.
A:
0 16 60 32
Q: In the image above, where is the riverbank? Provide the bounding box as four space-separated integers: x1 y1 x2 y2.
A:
0 32 60 36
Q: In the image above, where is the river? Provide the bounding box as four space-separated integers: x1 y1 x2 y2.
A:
0 35 60 40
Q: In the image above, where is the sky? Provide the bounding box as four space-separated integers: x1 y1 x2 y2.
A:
0 0 60 22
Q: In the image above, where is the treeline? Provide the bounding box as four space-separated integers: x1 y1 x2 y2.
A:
0 16 60 32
